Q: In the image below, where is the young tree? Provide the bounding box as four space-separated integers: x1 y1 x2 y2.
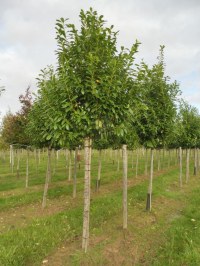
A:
175 101 200 181
32 8 139 252
1 87 32 146
133 46 179 211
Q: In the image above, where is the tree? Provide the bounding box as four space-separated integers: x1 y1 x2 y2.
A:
175 101 200 149
134 46 179 148
31 8 139 252
132 46 179 211
175 101 200 181
1 87 32 146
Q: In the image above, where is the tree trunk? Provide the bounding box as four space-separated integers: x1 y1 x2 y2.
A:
10 145 14 173
82 137 92 253
73 147 78 198
194 148 197 176
9 145 12 168
78 149 81 169
168 150 170 168
186 148 190 183
38 149 41 164
135 148 139 178
53 149 57 176
42 148 52 209
158 149 160 171
16 149 20 179
117 149 120 171
25 149 29 188
122 144 128 229
162 149 165 169
68 150 72 181
96 149 102 192
144 149 148 176
176 148 179 165
146 149 154 211
131 150 134 169
179 147 183 188
197 148 199 175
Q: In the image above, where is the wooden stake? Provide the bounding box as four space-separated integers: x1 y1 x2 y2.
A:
186 148 190 183
146 149 154 211
42 148 52 209
96 149 102 192
73 147 78 198
82 137 92 253
122 144 128 229
179 147 183 188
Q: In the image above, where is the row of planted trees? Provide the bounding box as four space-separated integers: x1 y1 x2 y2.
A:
1 8 200 252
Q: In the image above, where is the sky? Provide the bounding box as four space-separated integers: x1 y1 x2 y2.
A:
0 0 200 120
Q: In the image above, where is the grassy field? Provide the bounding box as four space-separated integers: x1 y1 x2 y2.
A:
0 148 199 265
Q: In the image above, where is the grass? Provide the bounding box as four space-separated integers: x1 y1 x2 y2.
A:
0 148 196 265
0 148 171 211
151 186 200 266
0 165 184 266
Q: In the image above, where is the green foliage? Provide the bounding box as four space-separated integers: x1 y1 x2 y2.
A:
0 135 8 149
173 101 200 148
132 46 180 148
29 8 139 148
26 67 58 148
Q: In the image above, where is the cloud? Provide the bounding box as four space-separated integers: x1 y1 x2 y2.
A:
0 0 200 119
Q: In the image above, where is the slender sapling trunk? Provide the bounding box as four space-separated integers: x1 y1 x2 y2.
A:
42 148 52 209
146 149 154 211
82 137 92 253
122 144 128 229
73 147 78 198
96 149 102 192
186 148 190 183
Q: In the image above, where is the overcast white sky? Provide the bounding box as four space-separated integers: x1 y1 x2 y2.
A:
0 0 200 120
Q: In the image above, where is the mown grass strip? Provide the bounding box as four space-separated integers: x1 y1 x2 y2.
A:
0 167 181 266
152 185 200 266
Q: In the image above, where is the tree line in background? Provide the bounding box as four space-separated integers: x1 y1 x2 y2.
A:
1 8 200 252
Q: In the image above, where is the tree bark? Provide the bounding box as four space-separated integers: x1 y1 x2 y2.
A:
9 145 12 166
158 149 160 171
168 150 171 168
82 137 92 253
73 147 78 198
179 147 183 188
194 148 197 176
135 148 139 178
42 148 52 209
122 144 128 229
38 149 41 164
53 149 57 176
144 148 148 176
197 148 199 175
131 150 134 169
117 149 120 171
10 145 14 173
16 149 20 179
68 150 72 181
146 149 154 211
186 148 190 183
96 149 102 192
25 149 29 188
